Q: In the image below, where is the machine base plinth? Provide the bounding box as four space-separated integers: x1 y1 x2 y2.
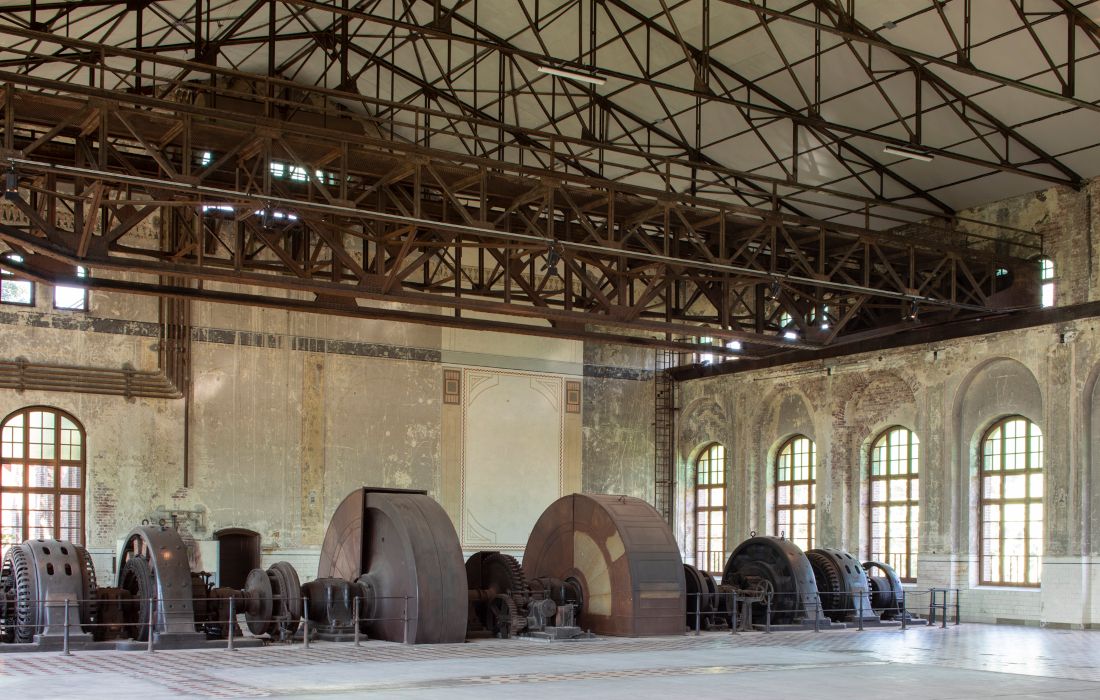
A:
522 627 595 641
113 636 264 650
752 620 848 632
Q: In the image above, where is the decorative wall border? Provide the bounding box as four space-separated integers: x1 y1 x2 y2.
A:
458 366 566 551
0 309 651 379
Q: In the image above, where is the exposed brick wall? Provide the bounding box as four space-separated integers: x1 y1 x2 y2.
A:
676 176 1100 627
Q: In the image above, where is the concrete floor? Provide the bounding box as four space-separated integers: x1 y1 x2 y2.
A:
1 625 1098 699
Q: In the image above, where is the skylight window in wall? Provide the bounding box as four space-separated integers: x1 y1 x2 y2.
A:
1039 258 1054 308
54 266 88 311
1 254 33 306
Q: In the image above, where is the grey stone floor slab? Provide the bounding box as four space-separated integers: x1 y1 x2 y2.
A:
0 625 1098 699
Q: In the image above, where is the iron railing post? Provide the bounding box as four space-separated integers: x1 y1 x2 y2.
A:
403 595 409 645
730 590 738 635
695 593 701 636
227 596 235 651
302 597 310 649
146 596 155 653
61 600 71 656
353 596 361 646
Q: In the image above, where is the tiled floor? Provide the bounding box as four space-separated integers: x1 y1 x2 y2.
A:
1 625 1098 698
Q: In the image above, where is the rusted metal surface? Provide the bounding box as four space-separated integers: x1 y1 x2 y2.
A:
0 539 91 642
722 535 825 626
523 493 685 637
0 62 1041 357
863 560 907 620
317 487 467 644
806 548 877 624
465 551 529 638
117 526 205 643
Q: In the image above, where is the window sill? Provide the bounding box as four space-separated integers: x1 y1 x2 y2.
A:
971 585 1041 593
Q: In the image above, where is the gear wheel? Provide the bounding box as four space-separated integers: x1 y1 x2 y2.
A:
486 552 529 606
1 545 35 643
76 545 98 635
118 555 154 641
487 594 525 638
0 574 8 642
806 550 843 617
465 551 529 637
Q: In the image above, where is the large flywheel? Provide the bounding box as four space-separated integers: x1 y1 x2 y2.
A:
722 536 825 626
117 526 205 643
522 493 685 637
317 487 467 644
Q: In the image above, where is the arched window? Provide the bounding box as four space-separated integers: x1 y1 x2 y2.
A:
775 435 816 551
980 416 1043 586
695 443 726 573
868 427 920 581
0 407 85 558
1039 257 1054 308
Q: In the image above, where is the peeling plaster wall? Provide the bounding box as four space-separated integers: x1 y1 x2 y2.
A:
676 178 1100 628
580 341 655 502
0 263 652 581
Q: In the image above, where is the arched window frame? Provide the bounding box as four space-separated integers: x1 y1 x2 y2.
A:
694 443 726 574
868 426 920 582
774 435 816 551
979 416 1043 587
0 406 86 558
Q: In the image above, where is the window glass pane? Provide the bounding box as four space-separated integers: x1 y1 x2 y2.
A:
793 484 808 505
1004 474 1026 499
2 462 23 487
710 487 724 507
889 479 907 502
29 464 54 488
2 424 22 459
870 480 886 502
1029 473 1043 499
697 489 709 508
1 275 33 304
983 475 1001 500
54 285 87 310
60 466 81 489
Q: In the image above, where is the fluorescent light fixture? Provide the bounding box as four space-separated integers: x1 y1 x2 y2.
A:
883 145 933 162
537 65 606 85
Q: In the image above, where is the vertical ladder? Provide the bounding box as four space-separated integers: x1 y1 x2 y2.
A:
653 349 677 524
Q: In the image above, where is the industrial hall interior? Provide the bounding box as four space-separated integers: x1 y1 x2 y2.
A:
0 0 1098 698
